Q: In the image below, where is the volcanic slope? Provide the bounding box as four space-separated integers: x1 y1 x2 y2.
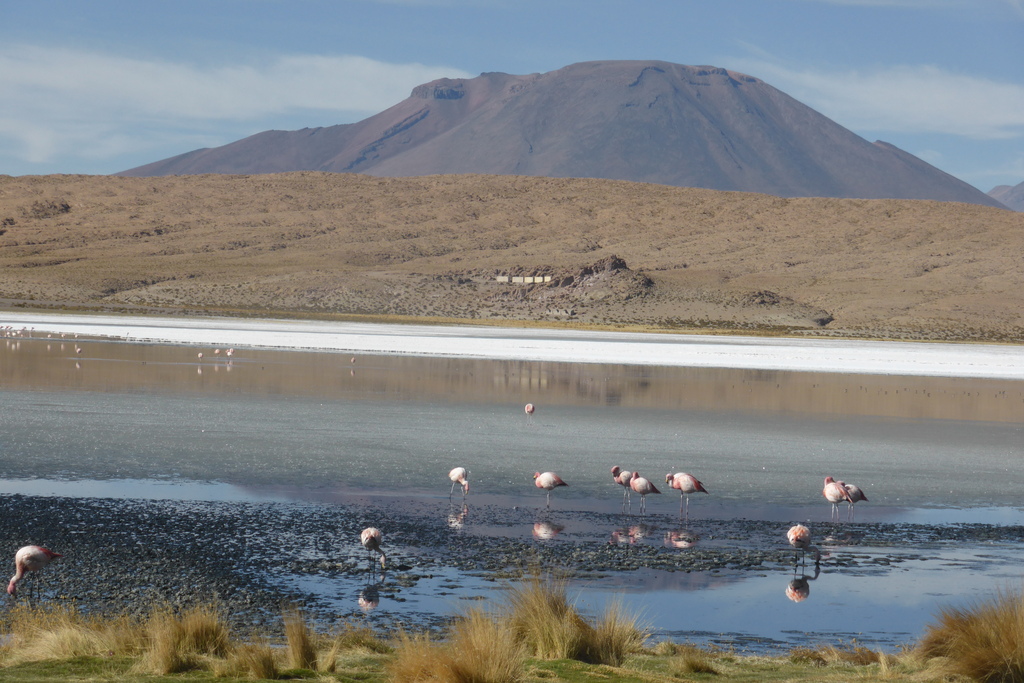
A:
1 173 1022 341
120 60 1003 209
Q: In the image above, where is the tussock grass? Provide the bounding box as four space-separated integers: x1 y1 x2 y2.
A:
0 603 145 663
919 587 1024 682
390 609 525 683
282 608 318 671
216 640 278 680
140 604 231 674
504 576 647 666
665 643 720 675
790 644 880 667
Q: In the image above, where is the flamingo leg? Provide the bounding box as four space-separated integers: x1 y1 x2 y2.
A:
450 481 457 498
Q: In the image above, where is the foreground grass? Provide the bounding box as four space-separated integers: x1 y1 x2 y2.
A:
8 578 1024 681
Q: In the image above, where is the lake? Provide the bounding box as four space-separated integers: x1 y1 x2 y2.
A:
1 320 1023 651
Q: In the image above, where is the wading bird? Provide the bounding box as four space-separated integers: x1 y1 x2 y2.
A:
448 467 469 498
533 471 568 508
7 545 62 598
665 472 709 517
610 466 634 507
360 527 386 571
839 481 868 521
629 471 661 514
823 476 853 522
787 524 821 567
524 403 535 420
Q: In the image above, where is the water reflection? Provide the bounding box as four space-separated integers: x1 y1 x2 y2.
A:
533 521 564 540
447 503 469 530
610 524 653 545
664 529 701 549
3 336 1022 422
786 565 821 603
358 583 381 612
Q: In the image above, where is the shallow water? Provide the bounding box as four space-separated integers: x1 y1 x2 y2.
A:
1 333 1023 651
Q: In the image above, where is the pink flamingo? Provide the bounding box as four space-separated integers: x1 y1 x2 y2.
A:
838 481 868 521
448 467 469 498
629 471 661 514
524 403 535 421
787 524 820 566
360 527 386 570
610 466 634 507
7 545 62 597
823 476 853 522
665 472 709 517
533 471 568 508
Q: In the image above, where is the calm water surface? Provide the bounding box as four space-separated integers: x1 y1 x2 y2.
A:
1 334 1023 650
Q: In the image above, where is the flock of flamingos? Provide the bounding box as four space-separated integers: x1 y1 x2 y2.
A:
6 387 869 606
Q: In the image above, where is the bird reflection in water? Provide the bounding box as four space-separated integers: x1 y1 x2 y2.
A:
358 583 381 612
786 564 821 603
664 529 700 549
610 524 652 545
448 503 469 530
533 521 564 540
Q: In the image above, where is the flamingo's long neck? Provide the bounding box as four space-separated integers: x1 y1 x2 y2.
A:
7 566 25 595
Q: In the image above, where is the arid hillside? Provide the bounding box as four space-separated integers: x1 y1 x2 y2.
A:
1 172 1022 341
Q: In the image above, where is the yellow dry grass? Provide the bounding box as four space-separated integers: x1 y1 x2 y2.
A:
918 587 1024 682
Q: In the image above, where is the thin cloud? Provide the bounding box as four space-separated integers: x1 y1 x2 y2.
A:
733 60 1024 140
0 45 470 165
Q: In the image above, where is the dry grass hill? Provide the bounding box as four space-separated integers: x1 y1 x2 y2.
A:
1 172 1022 342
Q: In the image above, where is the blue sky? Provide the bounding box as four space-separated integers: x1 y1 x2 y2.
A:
2 0 1022 192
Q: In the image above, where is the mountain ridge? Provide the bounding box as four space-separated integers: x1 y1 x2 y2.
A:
119 60 1005 209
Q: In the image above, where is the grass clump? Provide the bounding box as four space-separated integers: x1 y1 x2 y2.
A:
919 587 1024 682
390 608 525 683
216 639 279 680
504 576 647 666
0 603 145 663
140 603 231 674
282 608 318 671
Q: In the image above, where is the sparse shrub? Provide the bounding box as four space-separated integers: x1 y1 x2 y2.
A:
919 588 1024 682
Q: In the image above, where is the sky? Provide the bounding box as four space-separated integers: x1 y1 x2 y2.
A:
1 0 1022 192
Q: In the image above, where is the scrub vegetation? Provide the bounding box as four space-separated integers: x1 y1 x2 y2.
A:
3 576 1020 682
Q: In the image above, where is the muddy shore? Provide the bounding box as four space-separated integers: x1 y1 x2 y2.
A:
4 492 1021 646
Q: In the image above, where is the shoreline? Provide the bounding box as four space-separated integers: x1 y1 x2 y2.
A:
2 310 1023 380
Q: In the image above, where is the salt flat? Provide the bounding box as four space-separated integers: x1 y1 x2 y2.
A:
4 311 1022 379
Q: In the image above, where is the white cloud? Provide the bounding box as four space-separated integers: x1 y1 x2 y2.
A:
732 60 1024 140
0 45 471 166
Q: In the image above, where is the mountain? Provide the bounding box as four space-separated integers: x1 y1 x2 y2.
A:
120 60 1005 209
989 181 1024 211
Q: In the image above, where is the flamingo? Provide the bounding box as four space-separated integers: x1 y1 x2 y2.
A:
839 481 868 521
629 471 661 514
524 403 535 421
8 545 62 597
665 472 709 517
823 476 853 522
787 524 821 566
360 527 386 570
533 471 568 508
610 466 633 507
448 467 469 498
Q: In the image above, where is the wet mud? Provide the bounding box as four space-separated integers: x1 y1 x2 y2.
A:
4 492 1022 640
